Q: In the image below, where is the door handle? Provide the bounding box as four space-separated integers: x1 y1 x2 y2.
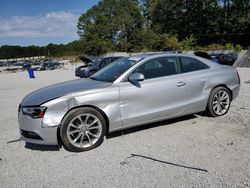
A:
176 81 186 87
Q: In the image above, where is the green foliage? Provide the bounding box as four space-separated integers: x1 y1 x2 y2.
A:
142 0 250 47
225 43 235 50
165 35 182 51
76 0 249 54
1 0 249 58
82 39 114 55
181 35 197 50
235 44 243 52
78 0 145 54
0 45 46 59
45 40 84 57
198 43 243 51
0 41 84 59
204 43 225 51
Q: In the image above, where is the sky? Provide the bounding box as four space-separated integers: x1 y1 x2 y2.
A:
0 0 100 46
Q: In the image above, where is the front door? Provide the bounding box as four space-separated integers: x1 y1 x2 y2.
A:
119 57 189 127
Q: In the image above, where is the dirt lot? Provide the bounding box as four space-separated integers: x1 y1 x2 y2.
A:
0 68 249 188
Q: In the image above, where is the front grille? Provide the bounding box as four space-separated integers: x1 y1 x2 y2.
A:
20 130 43 140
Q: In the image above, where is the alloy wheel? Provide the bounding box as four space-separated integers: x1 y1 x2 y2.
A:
212 90 230 116
66 113 102 148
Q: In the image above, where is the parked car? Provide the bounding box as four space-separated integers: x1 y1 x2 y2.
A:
38 61 63 71
216 53 238 66
187 51 219 63
18 53 240 152
75 56 122 78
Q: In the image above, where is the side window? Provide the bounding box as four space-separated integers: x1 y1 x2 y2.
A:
133 57 178 79
180 57 209 73
144 60 163 70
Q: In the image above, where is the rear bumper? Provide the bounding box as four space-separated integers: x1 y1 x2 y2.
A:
231 84 240 101
18 112 59 145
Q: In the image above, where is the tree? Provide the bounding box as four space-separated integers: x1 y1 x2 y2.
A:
181 35 197 50
77 0 146 55
141 0 250 47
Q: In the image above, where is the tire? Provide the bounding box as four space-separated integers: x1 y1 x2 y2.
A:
205 86 231 117
60 107 106 152
88 70 96 76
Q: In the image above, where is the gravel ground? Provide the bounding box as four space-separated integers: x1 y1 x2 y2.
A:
0 68 249 188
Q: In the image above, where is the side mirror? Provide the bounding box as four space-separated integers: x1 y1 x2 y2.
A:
128 73 145 82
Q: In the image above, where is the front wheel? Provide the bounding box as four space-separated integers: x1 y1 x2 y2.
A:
60 107 106 152
206 86 231 117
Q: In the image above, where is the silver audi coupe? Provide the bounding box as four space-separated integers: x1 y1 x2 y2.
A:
18 53 240 152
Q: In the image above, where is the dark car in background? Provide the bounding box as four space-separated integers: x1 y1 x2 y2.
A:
195 51 221 63
38 61 64 71
75 56 122 78
214 53 238 66
188 51 219 63
192 51 238 65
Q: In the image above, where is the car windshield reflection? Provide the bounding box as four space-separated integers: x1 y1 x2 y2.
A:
90 57 142 82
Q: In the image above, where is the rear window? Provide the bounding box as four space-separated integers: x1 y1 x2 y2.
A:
180 57 209 73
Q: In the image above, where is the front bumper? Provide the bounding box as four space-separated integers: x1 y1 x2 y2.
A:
75 69 88 78
18 111 59 145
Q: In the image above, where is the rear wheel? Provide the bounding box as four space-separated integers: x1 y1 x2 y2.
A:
60 107 106 152
206 86 231 117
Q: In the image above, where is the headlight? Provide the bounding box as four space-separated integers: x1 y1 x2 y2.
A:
18 103 21 113
22 106 47 119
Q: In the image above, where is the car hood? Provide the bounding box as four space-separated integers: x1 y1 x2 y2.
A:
77 64 96 70
22 79 111 106
79 56 93 64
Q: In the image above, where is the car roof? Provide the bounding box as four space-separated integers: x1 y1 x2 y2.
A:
129 52 169 59
130 52 193 59
129 52 221 68
104 56 122 58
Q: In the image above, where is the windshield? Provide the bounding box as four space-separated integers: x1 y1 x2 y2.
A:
227 53 238 59
90 57 142 82
90 58 102 66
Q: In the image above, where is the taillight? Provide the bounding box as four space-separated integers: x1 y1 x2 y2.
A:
236 70 240 84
